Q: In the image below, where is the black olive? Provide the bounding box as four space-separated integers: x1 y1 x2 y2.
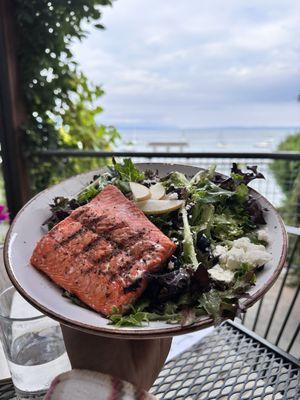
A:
196 234 211 252
173 242 183 258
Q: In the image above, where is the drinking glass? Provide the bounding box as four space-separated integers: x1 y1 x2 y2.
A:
0 286 71 399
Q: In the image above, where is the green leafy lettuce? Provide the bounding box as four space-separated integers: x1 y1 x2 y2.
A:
109 302 182 327
162 171 190 190
109 304 150 327
197 261 257 324
111 158 145 182
76 175 108 204
192 181 233 204
181 205 199 270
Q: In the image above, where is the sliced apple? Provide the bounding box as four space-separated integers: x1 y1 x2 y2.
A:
129 182 151 201
137 199 184 215
150 182 166 200
163 192 179 200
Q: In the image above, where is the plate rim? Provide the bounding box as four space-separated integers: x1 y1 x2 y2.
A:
4 162 288 338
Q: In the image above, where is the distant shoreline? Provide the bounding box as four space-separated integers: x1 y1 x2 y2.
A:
116 126 298 153
117 125 299 132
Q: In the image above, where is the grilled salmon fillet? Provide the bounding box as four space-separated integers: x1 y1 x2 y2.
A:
31 184 176 316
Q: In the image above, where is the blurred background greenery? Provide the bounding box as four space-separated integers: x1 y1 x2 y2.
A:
15 0 119 193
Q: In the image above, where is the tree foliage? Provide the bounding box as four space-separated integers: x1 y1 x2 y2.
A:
15 0 119 193
270 132 300 226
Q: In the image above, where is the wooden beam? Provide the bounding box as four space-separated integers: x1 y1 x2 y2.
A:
0 0 30 219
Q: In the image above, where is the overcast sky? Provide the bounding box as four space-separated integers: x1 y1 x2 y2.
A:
72 0 300 128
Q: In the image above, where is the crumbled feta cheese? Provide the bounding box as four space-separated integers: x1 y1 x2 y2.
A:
168 261 175 270
213 245 228 258
217 236 272 271
257 229 269 243
208 264 234 283
225 247 245 270
246 249 272 268
232 237 251 250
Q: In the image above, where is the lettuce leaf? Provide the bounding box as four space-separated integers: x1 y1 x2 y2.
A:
111 158 145 182
109 302 182 327
145 268 192 302
45 196 79 230
162 171 190 189
197 260 256 325
212 213 245 241
231 163 265 185
190 203 215 237
198 290 224 325
189 164 216 186
76 175 108 204
192 181 234 204
109 302 151 327
181 205 199 270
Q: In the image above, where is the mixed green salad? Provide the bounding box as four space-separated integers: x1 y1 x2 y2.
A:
45 159 272 327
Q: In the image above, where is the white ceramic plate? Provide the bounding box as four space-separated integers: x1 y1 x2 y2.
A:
4 163 288 338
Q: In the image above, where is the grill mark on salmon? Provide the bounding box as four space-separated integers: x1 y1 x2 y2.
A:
58 227 87 246
93 231 145 265
82 236 104 252
76 231 146 277
73 213 108 230
31 184 177 316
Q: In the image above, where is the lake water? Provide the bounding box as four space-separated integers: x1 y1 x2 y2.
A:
116 127 298 152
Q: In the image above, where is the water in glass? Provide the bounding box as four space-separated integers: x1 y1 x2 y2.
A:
0 287 70 399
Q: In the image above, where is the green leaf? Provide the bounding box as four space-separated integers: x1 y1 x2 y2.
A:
189 165 216 186
234 183 249 203
181 205 199 270
190 203 215 236
212 213 244 241
94 23 105 29
109 304 150 327
76 175 108 204
198 290 223 325
112 158 145 182
192 181 234 204
162 171 189 190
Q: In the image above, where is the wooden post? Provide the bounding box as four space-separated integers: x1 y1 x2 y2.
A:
0 0 30 219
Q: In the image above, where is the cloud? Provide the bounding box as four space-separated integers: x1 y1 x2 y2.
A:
71 0 300 128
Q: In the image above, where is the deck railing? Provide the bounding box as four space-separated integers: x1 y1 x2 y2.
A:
241 228 300 358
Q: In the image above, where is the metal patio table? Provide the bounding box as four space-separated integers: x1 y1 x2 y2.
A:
1 320 299 399
151 320 300 399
